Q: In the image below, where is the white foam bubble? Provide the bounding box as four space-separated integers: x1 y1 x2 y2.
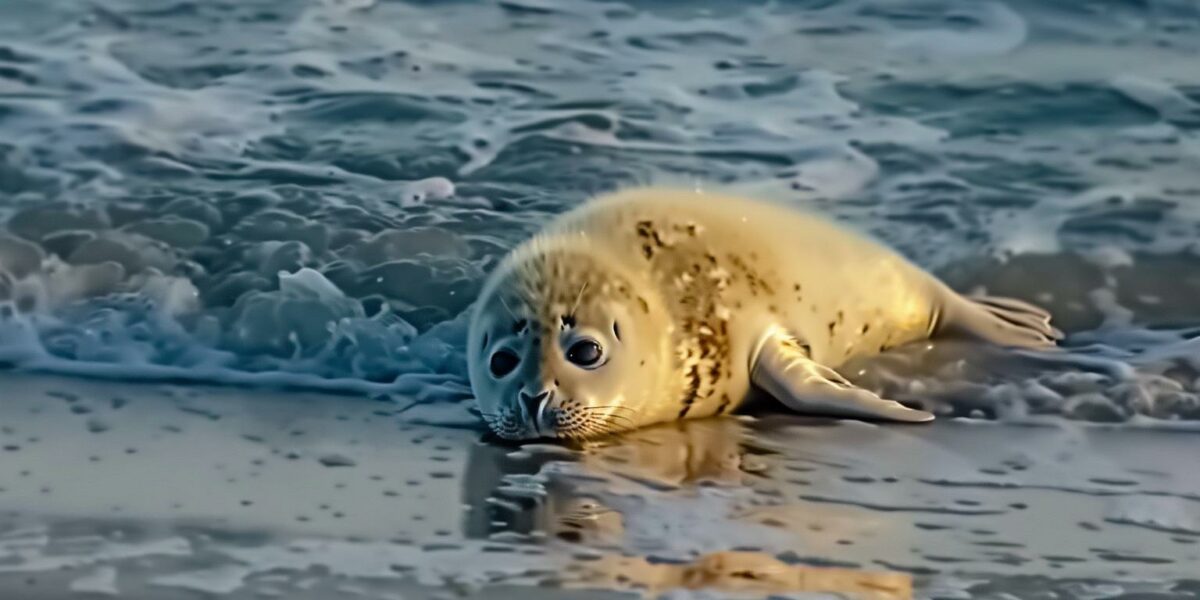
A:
1104 496 1200 535
69 566 120 597
1111 76 1199 122
0 535 192 574
151 566 255 595
887 2 1028 59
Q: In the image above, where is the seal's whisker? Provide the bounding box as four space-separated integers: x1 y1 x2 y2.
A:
603 422 632 435
591 413 634 426
584 405 638 415
590 408 631 417
570 281 589 318
581 409 635 424
578 425 606 438
576 417 623 438
497 295 518 321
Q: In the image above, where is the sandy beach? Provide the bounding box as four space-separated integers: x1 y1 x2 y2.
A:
1 373 1196 599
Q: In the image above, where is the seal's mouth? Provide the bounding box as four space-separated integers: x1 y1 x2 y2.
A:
483 398 634 441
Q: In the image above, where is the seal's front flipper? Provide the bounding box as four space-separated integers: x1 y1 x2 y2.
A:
750 327 935 423
941 294 1062 349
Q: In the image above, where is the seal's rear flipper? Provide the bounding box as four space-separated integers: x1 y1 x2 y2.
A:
750 327 935 423
941 294 1062 349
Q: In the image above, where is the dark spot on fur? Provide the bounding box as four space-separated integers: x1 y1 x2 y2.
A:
561 314 576 329
637 297 650 313
861 323 870 334
481 333 489 350
613 320 621 340
678 351 705 419
726 252 774 297
717 394 733 414
512 319 528 334
635 220 670 260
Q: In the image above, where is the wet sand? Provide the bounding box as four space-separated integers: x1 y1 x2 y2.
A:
0 373 1197 599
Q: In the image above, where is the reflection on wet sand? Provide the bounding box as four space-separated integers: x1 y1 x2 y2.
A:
462 417 912 598
461 418 756 543
570 551 911 599
580 418 766 487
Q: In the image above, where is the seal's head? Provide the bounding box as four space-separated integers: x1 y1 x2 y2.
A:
468 236 673 440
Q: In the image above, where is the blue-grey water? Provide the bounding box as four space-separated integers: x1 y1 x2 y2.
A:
0 0 1199 598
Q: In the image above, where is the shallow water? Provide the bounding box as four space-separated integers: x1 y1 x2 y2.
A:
1 0 1199 597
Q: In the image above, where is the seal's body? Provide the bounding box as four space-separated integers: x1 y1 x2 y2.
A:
468 187 1059 440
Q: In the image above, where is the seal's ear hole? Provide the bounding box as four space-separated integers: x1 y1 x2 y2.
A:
489 349 520 378
612 320 621 341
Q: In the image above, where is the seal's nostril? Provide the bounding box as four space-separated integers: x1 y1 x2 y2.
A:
519 390 550 419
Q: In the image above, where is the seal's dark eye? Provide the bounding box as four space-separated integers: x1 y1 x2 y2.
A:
489 349 520 378
567 339 603 367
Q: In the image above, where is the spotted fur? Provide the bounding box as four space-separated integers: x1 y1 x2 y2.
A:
469 185 1039 439
627 217 742 420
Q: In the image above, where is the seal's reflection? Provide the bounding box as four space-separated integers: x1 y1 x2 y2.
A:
459 417 912 598
460 417 767 543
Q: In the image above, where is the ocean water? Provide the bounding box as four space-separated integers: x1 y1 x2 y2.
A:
2 0 1200 421
0 0 1199 598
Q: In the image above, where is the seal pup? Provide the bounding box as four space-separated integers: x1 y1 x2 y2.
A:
468 186 1059 440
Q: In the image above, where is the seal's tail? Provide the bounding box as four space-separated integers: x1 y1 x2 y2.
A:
941 294 1063 348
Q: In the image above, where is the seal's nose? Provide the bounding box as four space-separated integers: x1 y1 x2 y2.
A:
519 390 551 421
